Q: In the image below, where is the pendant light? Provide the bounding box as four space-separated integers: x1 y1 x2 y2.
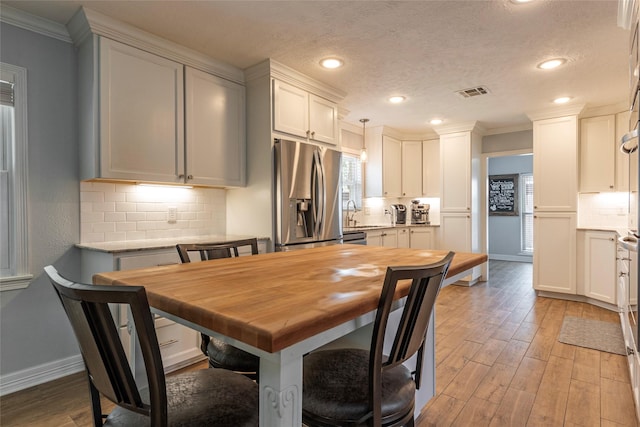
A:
359 118 369 163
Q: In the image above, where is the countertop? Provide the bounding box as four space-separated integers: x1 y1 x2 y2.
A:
344 223 439 232
76 234 271 254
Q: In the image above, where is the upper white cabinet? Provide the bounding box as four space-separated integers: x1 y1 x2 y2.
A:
422 139 440 197
616 110 638 192
401 141 423 197
579 115 615 192
273 79 338 145
533 116 578 211
185 67 246 187
440 131 480 212
96 38 185 183
75 26 246 187
365 127 402 197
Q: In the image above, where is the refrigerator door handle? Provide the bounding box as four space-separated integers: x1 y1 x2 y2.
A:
313 149 325 238
317 149 326 237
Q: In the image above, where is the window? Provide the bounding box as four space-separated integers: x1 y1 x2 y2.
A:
1 62 30 291
521 173 534 253
341 153 362 210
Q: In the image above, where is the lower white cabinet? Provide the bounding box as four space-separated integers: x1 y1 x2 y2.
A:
583 231 617 304
366 228 398 247
80 247 204 373
533 213 576 294
409 228 434 250
397 228 410 248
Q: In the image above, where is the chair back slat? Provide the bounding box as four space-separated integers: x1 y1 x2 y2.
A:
176 238 259 263
368 252 454 400
45 266 168 424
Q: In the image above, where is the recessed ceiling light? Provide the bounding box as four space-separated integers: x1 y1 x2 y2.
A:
320 58 343 69
537 58 567 70
553 96 572 104
389 96 406 103
430 118 443 125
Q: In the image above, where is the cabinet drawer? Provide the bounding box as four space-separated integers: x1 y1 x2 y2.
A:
155 319 199 363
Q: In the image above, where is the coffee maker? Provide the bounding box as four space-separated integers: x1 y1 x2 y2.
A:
410 200 430 225
390 204 407 225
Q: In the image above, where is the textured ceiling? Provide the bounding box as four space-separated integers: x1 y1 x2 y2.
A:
2 0 631 134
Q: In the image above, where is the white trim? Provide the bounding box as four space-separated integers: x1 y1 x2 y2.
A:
0 63 30 286
0 354 85 396
0 5 72 43
488 254 532 263
0 274 33 291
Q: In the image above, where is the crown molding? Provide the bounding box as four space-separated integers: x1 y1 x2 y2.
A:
581 101 628 118
245 58 346 103
526 104 586 122
0 5 71 43
68 7 244 84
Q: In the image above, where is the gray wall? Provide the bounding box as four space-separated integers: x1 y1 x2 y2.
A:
0 23 81 379
488 154 533 261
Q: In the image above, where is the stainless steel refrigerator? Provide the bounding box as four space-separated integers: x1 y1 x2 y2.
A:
274 139 342 251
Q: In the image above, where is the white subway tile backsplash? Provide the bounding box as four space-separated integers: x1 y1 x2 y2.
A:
80 183 226 243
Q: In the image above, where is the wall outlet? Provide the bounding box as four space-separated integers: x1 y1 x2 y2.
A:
168 206 177 223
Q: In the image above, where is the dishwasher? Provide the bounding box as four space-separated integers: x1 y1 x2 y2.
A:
342 231 367 245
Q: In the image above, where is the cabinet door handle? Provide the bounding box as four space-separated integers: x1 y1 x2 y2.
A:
306 130 311 137
187 175 193 180
311 131 315 138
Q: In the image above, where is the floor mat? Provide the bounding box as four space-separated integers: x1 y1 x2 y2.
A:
558 316 626 356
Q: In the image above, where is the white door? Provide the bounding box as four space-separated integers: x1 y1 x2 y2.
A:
533 116 578 211
440 133 470 212
533 212 577 294
99 38 184 182
402 141 423 197
382 136 402 197
584 231 617 304
273 79 309 139
185 67 246 187
308 94 337 145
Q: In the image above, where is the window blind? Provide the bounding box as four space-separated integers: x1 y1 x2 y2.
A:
0 81 14 107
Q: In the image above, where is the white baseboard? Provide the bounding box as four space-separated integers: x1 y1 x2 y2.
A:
489 253 533 263
0 354 84 396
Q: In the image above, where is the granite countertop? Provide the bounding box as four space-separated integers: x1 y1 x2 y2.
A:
76 234 271 254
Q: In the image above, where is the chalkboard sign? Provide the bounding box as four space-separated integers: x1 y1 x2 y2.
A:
489 174 518 216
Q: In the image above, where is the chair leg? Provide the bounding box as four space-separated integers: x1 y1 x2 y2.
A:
86 372 103 427
405 418 415 427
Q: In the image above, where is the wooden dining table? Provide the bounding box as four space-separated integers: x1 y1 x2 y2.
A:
94 244 487 427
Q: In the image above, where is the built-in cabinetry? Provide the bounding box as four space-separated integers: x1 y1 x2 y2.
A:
531 114 579 294
80 248 203 373
71 12 246 187
439 127 482 285
580 111 634 193
402 141 423 197
422 139 440 197
273 79 338 145
365 226 435 250
582 231 617 304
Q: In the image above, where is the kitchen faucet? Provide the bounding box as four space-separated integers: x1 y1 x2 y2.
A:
345 200 357 227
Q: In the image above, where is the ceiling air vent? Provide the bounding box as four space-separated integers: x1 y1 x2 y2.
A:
456 86 490 98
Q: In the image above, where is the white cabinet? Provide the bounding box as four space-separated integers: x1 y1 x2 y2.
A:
365 127 402 197
79 37 246 187
440 132 480 212
409 227 434 250
96 37 185 183
583 231 617 304
533 116 578 211
422 139 440 197
533 212 577 294
401 141 423 197
185 67 246 187
397 227 410 248
80 247 203 373
366 228 398 247
272 79 338 145
580 115 616 192
440 213 472 253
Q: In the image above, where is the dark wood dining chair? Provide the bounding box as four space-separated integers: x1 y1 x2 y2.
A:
176 238 260 380
44 265 259 427
302 251 455 427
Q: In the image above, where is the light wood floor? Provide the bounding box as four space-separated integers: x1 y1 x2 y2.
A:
1 261 638 426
